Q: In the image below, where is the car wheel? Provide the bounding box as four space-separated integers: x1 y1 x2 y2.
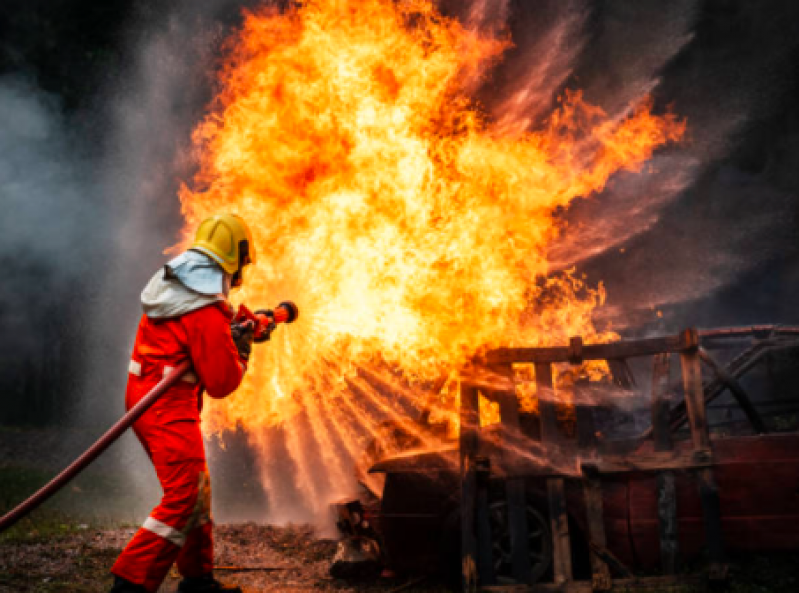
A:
488 500 553 584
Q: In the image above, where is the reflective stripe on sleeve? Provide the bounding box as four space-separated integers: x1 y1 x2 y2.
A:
129 360 142 376
163 365 198 384
142 516 186 547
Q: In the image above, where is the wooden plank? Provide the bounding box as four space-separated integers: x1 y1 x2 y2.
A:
667 342 766 434
486 326 799 366
535 363 572 585
583 479 612 590
369 444 708 478
546 479 573 585
476 456 495 586
486 335 684 365
608 358 636 389
461 381 480 593
679 334 710 451
698 347 768 434
656 472 678 574
578 449 713 475
651 353 673 453
495 367 532 584
586 539 633 579
650 353 678 574
698 468 726 579
679 333 726 575
535 363 560 444
575 381 611 590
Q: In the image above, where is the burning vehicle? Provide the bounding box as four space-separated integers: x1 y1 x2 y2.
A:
335 326 799 589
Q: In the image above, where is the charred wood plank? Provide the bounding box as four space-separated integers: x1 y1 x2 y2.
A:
546 479 573 585
487 335 684 365
476 456 495 586
535 363 560 444
680 333 726 574
698 468 726 580
461 381 479 592
651 354 673 454
656 472 678 574
608 358 636 389
667 341 767 434
495 366 532 584
535 363 572 584
651 353 678 574
586 539 633 579
575 381 611 589
579 449 712 475
487 327 799 366
698 325 799 339
583 480 612 589
679 332 710 451
698 347 768 434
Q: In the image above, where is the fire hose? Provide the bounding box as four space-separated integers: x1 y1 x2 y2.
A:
0 301 299 534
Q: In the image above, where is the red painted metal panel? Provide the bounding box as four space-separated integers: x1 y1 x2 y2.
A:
603 434 799 568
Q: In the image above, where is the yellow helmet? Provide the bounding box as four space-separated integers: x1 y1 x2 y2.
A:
191 213 256 282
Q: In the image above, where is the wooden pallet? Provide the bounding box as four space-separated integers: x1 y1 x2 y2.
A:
455 326 794 592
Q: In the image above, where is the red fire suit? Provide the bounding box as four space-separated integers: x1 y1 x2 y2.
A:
111 301 245 592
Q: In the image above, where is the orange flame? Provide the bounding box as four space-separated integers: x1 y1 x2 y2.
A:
176 0 684 516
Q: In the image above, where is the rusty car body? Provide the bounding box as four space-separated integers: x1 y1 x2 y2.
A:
360 326 799 587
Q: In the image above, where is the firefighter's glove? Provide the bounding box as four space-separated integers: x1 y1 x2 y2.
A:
230 321 255 362
254 309 277 342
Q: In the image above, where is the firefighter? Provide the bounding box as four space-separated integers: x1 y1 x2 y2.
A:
110 214 257 593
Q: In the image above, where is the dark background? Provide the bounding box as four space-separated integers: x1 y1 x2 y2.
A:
0 0 798 426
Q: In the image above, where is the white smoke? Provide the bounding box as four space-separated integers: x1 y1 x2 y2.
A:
0 77 103 423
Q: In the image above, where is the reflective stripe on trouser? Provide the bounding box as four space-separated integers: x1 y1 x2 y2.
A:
111 408 213 593
111 462 213 592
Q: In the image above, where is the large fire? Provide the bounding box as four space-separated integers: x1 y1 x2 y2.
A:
176 0 684 520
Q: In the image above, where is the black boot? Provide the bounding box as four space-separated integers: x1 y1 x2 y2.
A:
177 575 243 593
109 576 148 593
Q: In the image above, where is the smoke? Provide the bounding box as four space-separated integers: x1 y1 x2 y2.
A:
72 0 266 520
538 0 799 331
0 77 105 424
0 0 263 518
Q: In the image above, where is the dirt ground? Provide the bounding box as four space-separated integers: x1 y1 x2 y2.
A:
0 522 441 593
2 428 798 593
0 425 441 592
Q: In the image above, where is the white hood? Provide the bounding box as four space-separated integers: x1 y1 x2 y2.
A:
141 267 225 320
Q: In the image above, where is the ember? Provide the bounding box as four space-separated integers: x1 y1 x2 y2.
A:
176 0 684 520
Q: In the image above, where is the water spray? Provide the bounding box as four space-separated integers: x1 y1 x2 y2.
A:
0 301 300 534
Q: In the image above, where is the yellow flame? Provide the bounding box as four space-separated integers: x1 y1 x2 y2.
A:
176 0 684 437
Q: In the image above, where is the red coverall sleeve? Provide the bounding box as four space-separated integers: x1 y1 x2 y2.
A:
183 304 246 398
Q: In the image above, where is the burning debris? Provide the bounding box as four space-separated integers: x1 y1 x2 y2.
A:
332 326 799 590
